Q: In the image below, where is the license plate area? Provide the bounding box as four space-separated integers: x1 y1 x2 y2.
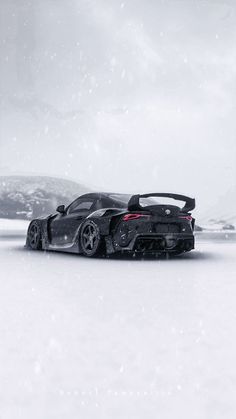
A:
154 223 180 234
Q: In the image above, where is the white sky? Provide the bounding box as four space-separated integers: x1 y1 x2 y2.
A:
0 0 236 216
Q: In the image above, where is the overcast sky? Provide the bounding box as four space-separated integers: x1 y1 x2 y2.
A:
0 0 236 216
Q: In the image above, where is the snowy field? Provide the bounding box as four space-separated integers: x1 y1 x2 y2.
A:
0 219 30 237
0 232 236 419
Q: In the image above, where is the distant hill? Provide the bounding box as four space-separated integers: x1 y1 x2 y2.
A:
200 185 236 229
0 176 89 220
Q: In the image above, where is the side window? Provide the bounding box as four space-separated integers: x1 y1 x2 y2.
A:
68 199 95 214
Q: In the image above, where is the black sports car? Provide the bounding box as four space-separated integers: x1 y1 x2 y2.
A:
26 192 196 257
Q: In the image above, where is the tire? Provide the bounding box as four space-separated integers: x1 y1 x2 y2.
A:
79 220 104 257
27 221 42 250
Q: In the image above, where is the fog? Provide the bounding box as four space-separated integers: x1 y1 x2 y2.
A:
0 0 236 216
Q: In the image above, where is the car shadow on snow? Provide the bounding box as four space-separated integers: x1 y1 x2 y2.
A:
107 250 216 262
17 245 217 263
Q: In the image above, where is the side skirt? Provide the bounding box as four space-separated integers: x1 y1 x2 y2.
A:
43 240 80 254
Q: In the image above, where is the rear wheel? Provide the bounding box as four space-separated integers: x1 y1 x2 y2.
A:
27 221 42 250
80 220 104 257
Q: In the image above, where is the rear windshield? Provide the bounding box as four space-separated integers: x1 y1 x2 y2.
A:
108 194 131 208
108 194 131 203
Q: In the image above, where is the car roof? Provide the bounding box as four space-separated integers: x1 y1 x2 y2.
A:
79 192 131 201
76 192 131 208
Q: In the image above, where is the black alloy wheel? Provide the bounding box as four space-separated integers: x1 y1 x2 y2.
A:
80 220 104 257
27 221 42 250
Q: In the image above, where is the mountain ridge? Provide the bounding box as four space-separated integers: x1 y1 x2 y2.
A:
0 175 89 220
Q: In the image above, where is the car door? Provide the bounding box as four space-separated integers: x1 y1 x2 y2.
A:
49 197 97 246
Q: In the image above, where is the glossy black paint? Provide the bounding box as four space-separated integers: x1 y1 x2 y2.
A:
26 192 196 256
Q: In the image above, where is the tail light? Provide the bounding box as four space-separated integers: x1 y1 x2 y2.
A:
123 213 149 221
179 215 192 221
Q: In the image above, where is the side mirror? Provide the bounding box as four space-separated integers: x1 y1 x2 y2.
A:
57 205 66 214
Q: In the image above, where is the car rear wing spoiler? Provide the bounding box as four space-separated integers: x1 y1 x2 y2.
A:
128 193 196 213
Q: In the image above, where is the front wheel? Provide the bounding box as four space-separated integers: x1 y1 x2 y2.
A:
79 220 104 257
27 221 42 250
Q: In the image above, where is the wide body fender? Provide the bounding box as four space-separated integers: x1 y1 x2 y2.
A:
88 208 126 236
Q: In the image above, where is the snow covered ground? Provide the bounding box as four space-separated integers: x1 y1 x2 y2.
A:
0 233 236 419
0 219 29 237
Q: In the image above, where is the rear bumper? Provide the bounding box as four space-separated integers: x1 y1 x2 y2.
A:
107 233 195 254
